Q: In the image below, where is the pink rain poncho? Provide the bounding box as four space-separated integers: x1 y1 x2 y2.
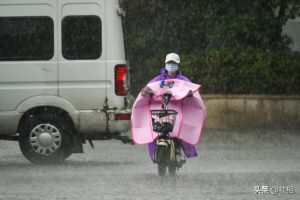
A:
131 70 206 160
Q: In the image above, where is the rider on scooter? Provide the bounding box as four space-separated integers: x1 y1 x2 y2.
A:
141 53 198 163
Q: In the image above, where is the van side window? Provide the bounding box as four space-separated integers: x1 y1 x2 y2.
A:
62 15 102 60
0 16 54 61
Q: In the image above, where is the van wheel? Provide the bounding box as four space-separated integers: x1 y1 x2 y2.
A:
19 113 73 164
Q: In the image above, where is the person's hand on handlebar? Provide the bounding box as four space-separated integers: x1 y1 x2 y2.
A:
141 87 154 97
186 90 193 97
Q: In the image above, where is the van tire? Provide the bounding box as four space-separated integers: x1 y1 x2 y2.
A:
19 112 73 164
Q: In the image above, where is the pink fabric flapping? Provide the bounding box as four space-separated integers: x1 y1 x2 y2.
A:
131 79 206 145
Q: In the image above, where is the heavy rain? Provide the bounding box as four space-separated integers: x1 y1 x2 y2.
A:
0 0 300 200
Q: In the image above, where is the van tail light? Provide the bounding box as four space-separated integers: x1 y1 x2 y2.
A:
115 65 128 96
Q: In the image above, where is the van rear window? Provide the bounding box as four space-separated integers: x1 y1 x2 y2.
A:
62 15 102 60
0 16 54 61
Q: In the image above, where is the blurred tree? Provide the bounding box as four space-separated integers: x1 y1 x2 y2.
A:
121 0 300 95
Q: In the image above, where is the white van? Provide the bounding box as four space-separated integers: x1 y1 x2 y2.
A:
0 0 131 163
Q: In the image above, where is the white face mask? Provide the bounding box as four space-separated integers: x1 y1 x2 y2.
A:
165 63 179 72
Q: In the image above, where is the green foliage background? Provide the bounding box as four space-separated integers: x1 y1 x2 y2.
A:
121 0 300 95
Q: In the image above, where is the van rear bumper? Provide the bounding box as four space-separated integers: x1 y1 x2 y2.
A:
108 109 131 134
109 119 130 134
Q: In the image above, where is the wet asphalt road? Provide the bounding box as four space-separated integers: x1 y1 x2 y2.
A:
0 128 299 200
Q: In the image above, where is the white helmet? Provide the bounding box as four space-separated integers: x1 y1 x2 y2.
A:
165 53 180 64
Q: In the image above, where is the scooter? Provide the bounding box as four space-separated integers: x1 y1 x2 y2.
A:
149 90 183 176
131 79 206 176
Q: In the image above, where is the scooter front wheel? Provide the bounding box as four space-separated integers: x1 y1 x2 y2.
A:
156 145 169 176
168 162 176 176
158 163 167 176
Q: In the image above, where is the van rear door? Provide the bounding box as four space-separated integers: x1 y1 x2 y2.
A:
58 0 107 110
